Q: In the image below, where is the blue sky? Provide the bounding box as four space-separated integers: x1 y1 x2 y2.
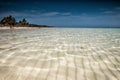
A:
0 0 120 27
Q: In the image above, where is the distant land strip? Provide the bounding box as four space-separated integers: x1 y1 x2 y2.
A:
0 15 54 29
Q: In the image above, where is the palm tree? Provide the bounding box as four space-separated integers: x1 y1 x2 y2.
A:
21 18 27 26
8 15 16 29
0 15 16 29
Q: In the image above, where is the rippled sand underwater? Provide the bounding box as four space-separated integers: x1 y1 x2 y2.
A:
0 28 120 80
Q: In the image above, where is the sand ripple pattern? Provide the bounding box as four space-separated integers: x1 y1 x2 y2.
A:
0 28 120 80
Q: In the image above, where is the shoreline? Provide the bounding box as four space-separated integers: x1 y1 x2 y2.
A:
0 26 41 30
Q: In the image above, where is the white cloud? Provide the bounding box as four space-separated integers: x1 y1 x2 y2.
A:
61 12 71 16
115 7 120 10
99 8 108 11
100 6 120 15
40 12 71 17
40 12 59 16
101 11 115 14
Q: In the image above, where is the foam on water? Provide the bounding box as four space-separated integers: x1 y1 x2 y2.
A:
0 28 120 80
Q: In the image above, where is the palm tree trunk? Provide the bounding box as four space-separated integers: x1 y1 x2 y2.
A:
10 25 14 30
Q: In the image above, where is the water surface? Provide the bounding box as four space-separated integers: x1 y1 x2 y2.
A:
0 28 120 80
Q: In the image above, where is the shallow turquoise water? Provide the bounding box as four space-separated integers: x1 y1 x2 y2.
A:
0 28 120 80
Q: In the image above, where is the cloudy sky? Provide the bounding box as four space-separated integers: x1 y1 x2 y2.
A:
0 0 120 27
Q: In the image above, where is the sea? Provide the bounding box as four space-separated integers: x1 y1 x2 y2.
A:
0 28 120 80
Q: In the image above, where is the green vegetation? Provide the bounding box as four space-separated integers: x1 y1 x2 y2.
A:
0 15 53 29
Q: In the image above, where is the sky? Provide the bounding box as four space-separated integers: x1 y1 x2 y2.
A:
0 0 120 27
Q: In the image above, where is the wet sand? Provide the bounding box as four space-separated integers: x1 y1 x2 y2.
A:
0 28 120 80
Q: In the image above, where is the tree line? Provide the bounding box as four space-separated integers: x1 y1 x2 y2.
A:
0 15 29 27
0 15 53 29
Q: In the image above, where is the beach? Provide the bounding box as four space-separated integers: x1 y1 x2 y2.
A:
0 27 40 29
0 28 120 80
